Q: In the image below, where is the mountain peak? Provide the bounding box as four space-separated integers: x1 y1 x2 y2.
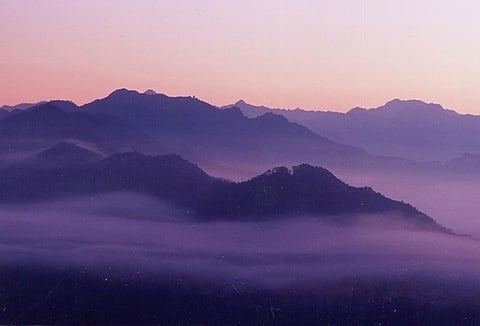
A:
385 98 403 105
47 100 78 112
347 106 367 114
108 88 140 97
45 141 85 152
382 98 444 111
37 141 97 157
144 89 157 95
34 141 102 167
384 98 426 106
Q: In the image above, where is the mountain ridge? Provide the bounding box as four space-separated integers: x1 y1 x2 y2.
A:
0 101 156 157
3 90 479 178
0 151 447 232
79 88 370 171
231 98 480 162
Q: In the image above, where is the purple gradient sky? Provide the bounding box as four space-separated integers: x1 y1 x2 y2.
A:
1 1 480 113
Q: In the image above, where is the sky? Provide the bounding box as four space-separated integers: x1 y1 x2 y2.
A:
1 0 480 113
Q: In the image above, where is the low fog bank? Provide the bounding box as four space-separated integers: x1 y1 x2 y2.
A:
0 192 479 289
201 161 480 238
338 171 480 239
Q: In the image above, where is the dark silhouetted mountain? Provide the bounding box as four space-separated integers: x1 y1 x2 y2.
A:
0 142 104 181
230 99 480 162
144 89 158 95
32 141 103 168
0 102 155 156
45 100 78 112
3 90 473 185
196 164 442 228
0 152 446 232
0 101 45 112
1 100 75 115
81 89 369 170
0 152 221 208
223 99 278 117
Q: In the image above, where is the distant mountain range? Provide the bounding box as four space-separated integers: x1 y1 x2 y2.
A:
0 89 376 176
0 100 76 113
0 143 446 232
227 99 480 162
0 101 46 112
81 89 368 169
32 141 103 168
1 89 479 179
0 101 155 161
3 89 479 235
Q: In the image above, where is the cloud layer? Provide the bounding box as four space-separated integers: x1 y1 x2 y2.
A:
1 192 479 289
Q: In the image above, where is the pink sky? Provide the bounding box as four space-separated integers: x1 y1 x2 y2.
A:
1 0 480 113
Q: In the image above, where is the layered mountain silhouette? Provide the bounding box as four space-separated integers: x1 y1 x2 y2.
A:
0 101 155 159
195 164 440 226
230 99 480 162
0 151 446 232
80 89 368 170
3 89 478 181
0 142 103 176
0 101 45 112
0 102 145 141
32 141 103 168
144 89 158 95
0 100 76 113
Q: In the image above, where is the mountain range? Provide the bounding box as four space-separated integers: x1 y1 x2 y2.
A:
2 89 479 180
0 101 46 112
1 89 478 236
0 101 155 163
0 142 445 232
0 85 478 326
0 90 377 179
228 99 480 162
4 93 480 165
1 90 478 214
81 89 370 170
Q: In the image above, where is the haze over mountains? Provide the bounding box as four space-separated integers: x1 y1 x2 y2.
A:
229 98 480 162
0 142 444 232
2 90 477 174
0 101 46 112
1 88 479 236
2 88 479 181
0 101 154 162
81 89 371 173
2 89 480 324
0 90 373 178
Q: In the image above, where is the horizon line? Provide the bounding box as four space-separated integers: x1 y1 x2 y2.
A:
0 87 462 115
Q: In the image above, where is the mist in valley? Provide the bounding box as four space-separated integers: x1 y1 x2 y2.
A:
338 170 480 239
202 160 480 239
0 192 478 285
1 188 480 324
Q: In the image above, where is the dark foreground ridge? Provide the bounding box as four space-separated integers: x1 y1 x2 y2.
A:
0 150 446 231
